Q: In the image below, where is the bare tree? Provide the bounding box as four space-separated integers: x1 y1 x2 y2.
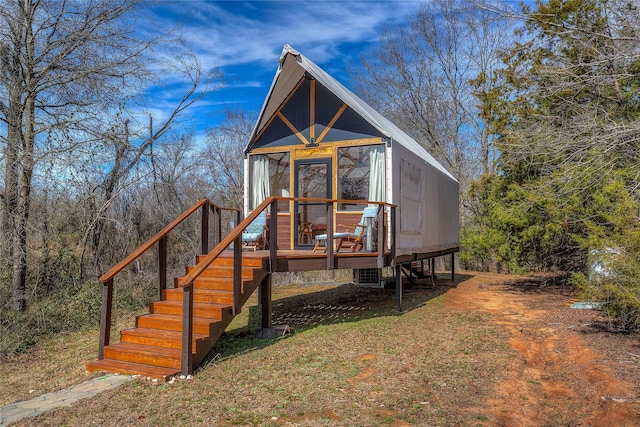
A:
0 0 218 310
203 107 256 209
356 0 514 188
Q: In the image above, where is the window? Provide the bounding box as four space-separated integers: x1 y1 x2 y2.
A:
250 152 290 212
337 144 385 211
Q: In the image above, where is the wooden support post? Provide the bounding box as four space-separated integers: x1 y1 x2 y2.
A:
451 252 455 280
326 202 335 270
390 206 396 260
158 236 167 301
233 232 242 316
98 279 113 360
201 203 209 255
269 201 278 271
181 283 193 375
429 258 436 288
395 264 403 312
260 275 272 329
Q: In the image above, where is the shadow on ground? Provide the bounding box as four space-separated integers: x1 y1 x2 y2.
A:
202 272 473 367
501 272 574 296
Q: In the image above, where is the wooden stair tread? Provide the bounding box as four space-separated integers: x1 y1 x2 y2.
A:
121 327 209 341
166 288 232 296
107 341 182 357
152 300 232 310
86 359 179 381
141 313 221 324
164 288 233 304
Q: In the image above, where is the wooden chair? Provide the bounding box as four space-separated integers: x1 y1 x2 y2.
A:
313 207 378 253
298 214 313 245
242 212 268 251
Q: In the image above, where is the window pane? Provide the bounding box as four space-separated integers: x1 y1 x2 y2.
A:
338 145 384 211
250 152 290 212
269 152 290 212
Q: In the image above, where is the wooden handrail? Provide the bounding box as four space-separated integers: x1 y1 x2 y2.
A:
176 197 275 287
99 199 239 283
97 198 239 363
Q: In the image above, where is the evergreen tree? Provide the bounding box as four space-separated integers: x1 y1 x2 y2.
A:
465 0 640 328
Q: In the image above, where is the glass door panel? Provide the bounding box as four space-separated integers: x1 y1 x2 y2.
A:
295 159 331 248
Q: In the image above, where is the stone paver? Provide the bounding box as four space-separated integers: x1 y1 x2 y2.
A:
0 375 131 426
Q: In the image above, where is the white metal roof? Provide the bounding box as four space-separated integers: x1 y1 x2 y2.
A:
246 44 457 183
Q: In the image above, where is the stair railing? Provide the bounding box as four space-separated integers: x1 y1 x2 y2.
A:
97 195 395 376
175 197 276 374
96 199 240 361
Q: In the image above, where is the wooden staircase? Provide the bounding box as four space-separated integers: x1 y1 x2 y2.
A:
86 253 268 380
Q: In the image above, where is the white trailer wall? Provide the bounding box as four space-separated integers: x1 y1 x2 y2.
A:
390 141 460 257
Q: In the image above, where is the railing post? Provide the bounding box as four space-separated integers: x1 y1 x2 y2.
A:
181 283 193 375
158 236 167 301
377 205 384 269
269 200 278 272
326 201 334 270
213 205 221 247
390 206 396 262
98 278 113 360
233 210 242 315
201 202 209 255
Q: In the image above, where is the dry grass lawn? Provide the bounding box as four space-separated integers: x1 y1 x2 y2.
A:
3 271 639 426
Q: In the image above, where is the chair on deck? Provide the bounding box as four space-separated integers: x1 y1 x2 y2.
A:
312 206 379 253
298 214 313 245
242 212 268 251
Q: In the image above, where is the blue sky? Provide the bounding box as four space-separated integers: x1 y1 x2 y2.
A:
147 0 425 136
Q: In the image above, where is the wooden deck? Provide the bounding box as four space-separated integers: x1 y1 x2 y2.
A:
237 248 394 272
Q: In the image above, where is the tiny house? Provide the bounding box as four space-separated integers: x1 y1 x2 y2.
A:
87 44 461 379
244 45 459 264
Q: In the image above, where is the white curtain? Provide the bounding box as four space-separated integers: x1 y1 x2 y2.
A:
368 146 386 204
252 155 270 209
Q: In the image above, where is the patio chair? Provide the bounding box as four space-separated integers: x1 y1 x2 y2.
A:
298 214 313 245
242 211 268 251
313 206 379 253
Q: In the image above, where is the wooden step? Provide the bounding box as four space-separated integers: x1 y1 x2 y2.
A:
136 313 222 335
175 276 253 291
86 359 179 381
164 288 233 304
103 342 182 369
186 265 255 279
150 300 231 319
120 327 209 350
198 254 266 268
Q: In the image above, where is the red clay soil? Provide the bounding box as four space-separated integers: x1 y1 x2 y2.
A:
446 272 640 426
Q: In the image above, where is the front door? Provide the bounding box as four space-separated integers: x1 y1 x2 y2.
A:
294 159 331 248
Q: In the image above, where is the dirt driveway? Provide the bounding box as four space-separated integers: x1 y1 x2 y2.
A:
446 272 640 426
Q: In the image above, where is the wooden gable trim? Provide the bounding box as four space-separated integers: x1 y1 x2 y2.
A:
249 137 385 155
310 79 316 143
250 77 307 147
315 103 348 144
277 111 309 145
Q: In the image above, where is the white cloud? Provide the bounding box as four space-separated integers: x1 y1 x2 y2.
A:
155 1 422 69
141 0 423 128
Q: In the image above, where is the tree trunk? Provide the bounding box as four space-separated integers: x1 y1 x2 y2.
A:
10 0 36 311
